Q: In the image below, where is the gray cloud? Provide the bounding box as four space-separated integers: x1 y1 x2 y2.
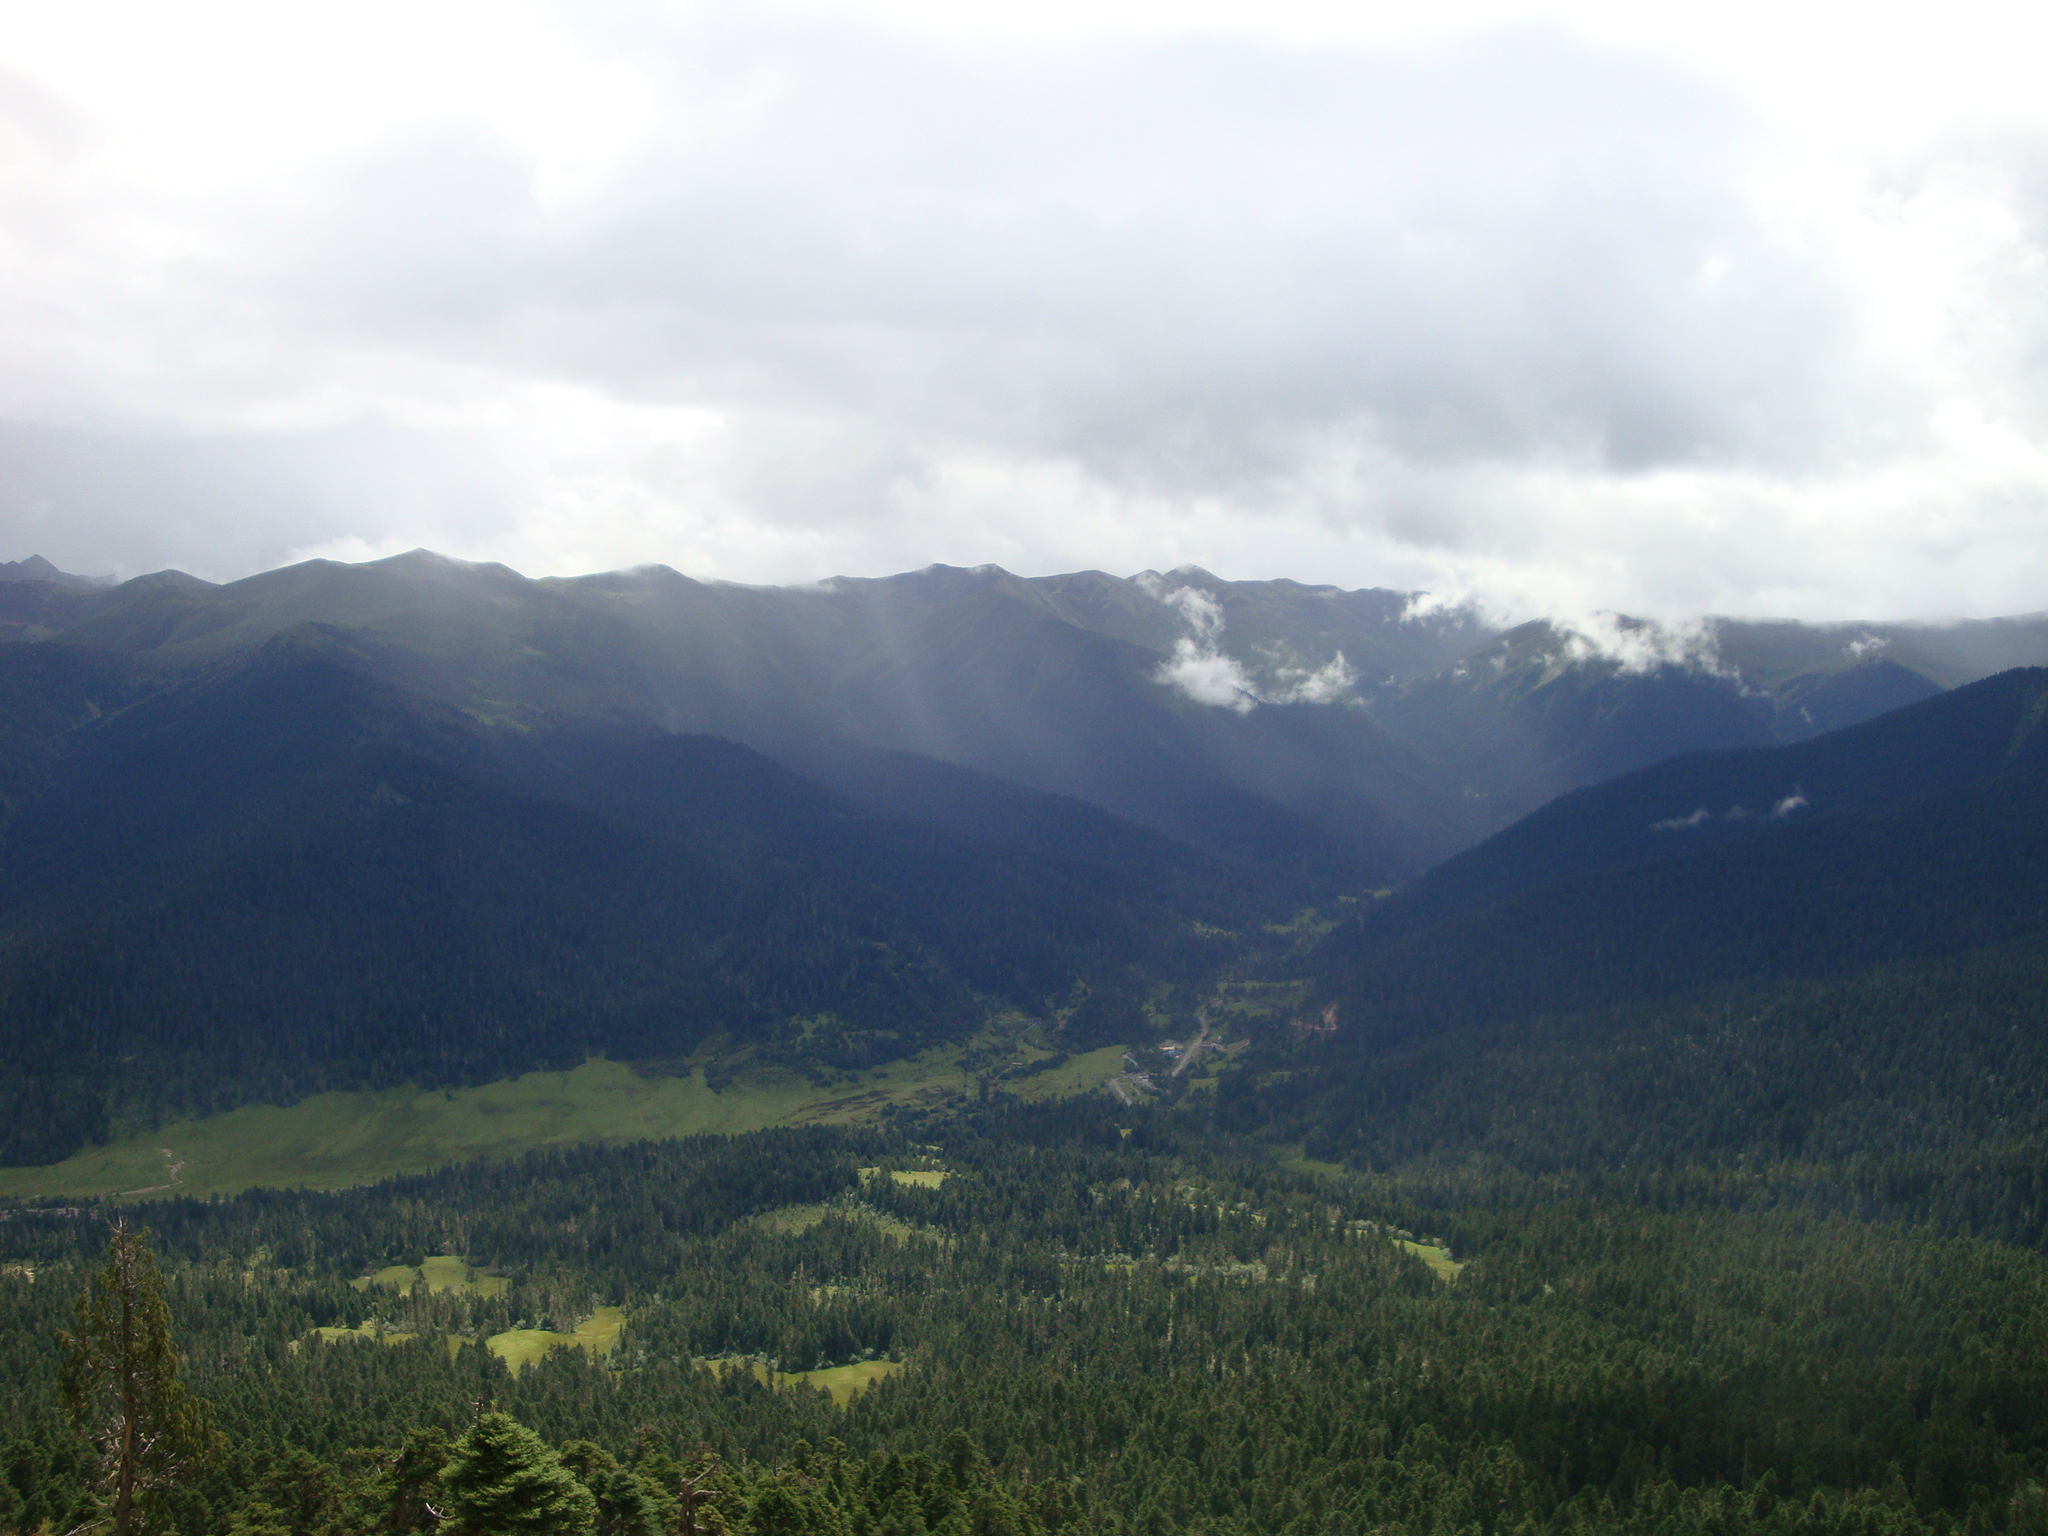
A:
0 5 2045 616
0 418 525 579
257 15 1859 479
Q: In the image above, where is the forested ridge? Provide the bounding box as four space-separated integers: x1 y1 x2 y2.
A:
0 636 1270 1165
1235 669 2048 1184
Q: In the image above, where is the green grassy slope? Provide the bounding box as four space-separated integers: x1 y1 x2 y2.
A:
0 1044 1135 1200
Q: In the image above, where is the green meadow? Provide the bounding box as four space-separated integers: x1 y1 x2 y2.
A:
487 1306 627 1372
0 1040 1132 1200
708 1356 906 1406
1396 1238 1464 1281
753 1200 928 1243
303 1303 627 1372
350 1253 510 1297
309 1321 414 1348
779 1359 904 1405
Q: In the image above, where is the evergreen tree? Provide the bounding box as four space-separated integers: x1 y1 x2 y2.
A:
252 1446 342 1536
745 1482 848 1536
373 1428 451 1535
589 1467 665 1536
223 1501 292 1536
55 1222 216 1536
440 1413 596 1536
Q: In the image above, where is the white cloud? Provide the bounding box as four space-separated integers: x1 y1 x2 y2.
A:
1 2 2047 617
1149 581 1359 710
1650 792 1805 831
1651 807 1713 831
1156 639 1260 713
1158 585 1226 639
1267 653 1359 704
1555 612 1731 676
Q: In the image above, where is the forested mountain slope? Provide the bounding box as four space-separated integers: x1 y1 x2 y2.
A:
1373 665 2048 930
1374 628 1944 820
0 634 1262 1166
1239 669 2048 1183
8 561 2048 1536
10 1106 2048 1536
8 550 2045 874
8 550 2048 1179
0 554 1462 878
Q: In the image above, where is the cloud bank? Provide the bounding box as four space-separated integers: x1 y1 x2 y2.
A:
1 2 2047 620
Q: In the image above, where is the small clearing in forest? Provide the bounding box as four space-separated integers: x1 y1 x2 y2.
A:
487 1306 626 1371
351 1253 509 1296
705 1356 905 1405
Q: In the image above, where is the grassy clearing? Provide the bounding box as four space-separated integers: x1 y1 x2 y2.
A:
1005 1044 1130 1101
0 1025 1143 1201
755 1200 924 1242
1277 1146 1352 1182
858 1167 950 1189
1397 1239 1464 1282
350 1254 509 1297
706 1356 905 1405
486 1306 626 1372
786 1360 904 1404
754 1203 835 1235
0 1046 968 1200
851 1207 922 1242
309 1322 415 1348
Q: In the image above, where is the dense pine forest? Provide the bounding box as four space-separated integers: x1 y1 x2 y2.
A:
9 1100 2048 1536
8 566 2048 1534
0 639 1265 1165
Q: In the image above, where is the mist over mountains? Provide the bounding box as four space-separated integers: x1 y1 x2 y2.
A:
4 545 2048 1167
4 548 2038 876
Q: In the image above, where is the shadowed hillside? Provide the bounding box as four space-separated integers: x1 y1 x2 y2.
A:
0 634 1263 1165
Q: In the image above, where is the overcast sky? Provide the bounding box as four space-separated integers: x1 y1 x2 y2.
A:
2 0 2046 620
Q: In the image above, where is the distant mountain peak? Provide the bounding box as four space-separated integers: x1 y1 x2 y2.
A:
0 555 112 589
362 548 527 581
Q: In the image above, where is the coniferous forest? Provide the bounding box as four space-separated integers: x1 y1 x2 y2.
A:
9 1100 2048 1536
7 561 2048 1534
9 0 2048 1506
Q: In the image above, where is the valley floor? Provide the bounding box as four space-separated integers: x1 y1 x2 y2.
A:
0 1044 1133 1199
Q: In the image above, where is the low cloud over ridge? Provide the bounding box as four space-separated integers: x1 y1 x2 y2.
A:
1148 580 1360 711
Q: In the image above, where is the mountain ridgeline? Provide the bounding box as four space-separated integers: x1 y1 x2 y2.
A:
2 548 2048 1172
4 549 2036 869
14 554 2048 1536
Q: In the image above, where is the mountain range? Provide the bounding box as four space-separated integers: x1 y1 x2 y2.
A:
5 549 2041 874
5 547 2048 1169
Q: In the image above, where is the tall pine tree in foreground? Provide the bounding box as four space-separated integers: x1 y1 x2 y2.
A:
55 1221 216 1536
441 1412 598 1536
